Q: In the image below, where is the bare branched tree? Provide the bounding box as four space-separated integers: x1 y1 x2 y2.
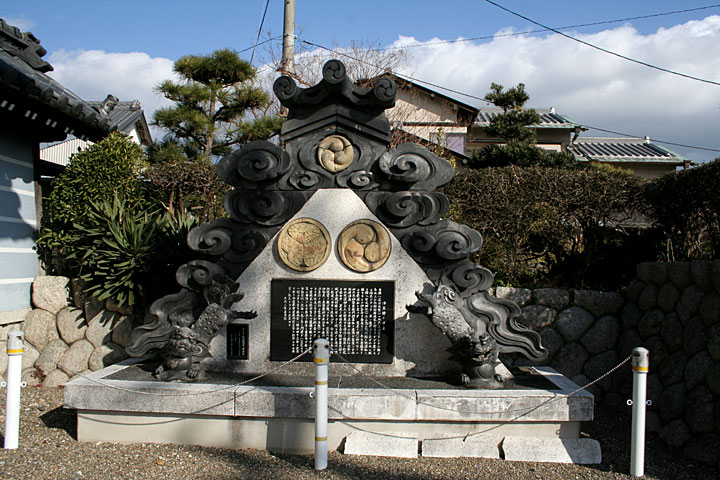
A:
253 37 461 156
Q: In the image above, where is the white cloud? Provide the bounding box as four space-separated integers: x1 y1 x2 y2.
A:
46 49 176 142
41 16 720 162
389 16 720 163
1 14 35 32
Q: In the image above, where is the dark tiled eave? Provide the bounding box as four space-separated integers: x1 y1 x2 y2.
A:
0 51 114 141
86 101 145 132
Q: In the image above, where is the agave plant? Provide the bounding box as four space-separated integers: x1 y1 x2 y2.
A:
68 194 160 310
68 195 200 312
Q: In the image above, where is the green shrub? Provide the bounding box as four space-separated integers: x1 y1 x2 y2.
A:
444 165 656 289
144 144 228 222
644 157 720 260
68 195 199 312
37 132 148 274
467 142 578 169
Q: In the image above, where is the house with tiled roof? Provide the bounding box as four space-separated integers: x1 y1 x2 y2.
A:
39 96 152 175
377 76 690 178
468 107 583 152
568 137 691 178
0 18 114 320
381 74 478 161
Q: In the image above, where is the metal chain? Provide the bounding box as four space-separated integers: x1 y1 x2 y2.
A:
557 354 633 397
334 352 632 417
33 341 631 410
35 346 312 397
38 311 344 397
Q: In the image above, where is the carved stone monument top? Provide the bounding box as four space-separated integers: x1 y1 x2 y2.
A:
126 59 547 384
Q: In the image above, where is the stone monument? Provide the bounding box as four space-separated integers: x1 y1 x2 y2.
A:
125 59 546 385
66 61 596 461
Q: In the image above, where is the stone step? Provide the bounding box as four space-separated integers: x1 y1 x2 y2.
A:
422 434 501 458
502 437 602 464
343 431 419 458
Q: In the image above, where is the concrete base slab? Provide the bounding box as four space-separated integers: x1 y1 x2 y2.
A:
344 431 419 458
502 437 602 464
422 434 501 458
64 360 597 462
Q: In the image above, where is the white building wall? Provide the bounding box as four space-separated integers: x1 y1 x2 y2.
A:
0 130 38 314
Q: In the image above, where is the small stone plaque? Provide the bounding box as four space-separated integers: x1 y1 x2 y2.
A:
227 323 249 360
271 279 394 363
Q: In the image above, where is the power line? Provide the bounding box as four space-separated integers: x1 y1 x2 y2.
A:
299 39 719 154
250 0 272 66
301 40 494 105
378 4 720 52
484 0 720 86
239 35 281 55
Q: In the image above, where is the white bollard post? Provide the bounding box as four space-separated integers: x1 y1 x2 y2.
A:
313 338 329 471
630 347 649 477
4 329 24 449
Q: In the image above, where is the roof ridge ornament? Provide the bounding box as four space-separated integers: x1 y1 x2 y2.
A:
273 59 397 120
96 94 119 115
0 18 53 73
272 60 397 144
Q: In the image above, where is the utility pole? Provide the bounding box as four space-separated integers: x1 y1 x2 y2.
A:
280 0 295 76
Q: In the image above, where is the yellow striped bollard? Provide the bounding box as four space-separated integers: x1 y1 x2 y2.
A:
313 338 329 470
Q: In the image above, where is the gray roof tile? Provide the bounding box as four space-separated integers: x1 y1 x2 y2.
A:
86 100 145 132
0 18 113 140
568 137 688 164
475 107 581 129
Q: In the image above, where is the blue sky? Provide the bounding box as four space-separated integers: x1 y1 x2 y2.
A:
6 1 716 59
3 1 720 162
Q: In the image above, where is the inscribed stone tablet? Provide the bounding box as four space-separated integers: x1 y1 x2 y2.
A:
270 279 394 363
227 323 249 360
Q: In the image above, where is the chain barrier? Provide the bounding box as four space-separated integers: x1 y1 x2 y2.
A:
33 342 631 411
334 352 633 417
34 346 312 397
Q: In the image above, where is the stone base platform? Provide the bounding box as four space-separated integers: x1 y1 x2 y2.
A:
64 359 597 462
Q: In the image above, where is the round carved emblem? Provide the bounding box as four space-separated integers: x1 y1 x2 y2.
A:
338 219 392 273
277 218 331 272
318 135 354 172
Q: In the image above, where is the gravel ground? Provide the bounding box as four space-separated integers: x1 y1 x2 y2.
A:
0 386 717 480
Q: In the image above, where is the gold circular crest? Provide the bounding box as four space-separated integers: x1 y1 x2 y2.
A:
277 218 331 272
337 219 392 273
317 135 354 172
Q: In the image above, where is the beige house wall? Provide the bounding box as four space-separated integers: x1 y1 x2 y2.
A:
467 126 574 153
387 90 471 145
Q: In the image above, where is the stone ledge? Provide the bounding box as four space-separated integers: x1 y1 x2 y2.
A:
65 362 593 423
344 431 419 458
0 307 30 326
502 437 602 464
422 434 501 458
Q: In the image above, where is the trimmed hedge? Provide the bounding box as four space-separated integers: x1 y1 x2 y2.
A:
644 157 720 260
444 165 657 289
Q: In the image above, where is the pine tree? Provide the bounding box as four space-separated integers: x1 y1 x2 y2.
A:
153 48 282 161
469 83 575 168
483 83 540 144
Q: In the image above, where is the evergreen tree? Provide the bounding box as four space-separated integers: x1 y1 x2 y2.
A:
153 48 282 161
469 83 576 168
